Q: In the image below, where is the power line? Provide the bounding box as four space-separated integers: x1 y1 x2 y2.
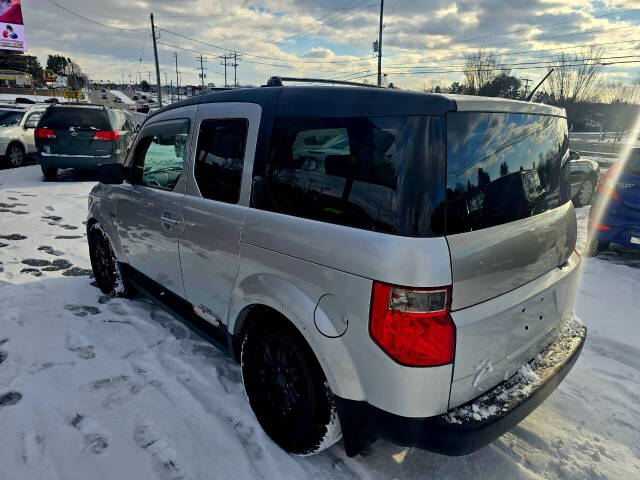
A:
46 0 147 31
160 7 351 19
338 52 640 80
157 26 365 64
346 59 640 79
386 22 640 58
282 1 379 42
390 10 640 55
384 38 640 68
281 0 367 41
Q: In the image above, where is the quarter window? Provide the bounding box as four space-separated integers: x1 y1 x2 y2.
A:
194 118 248 204
24 112 42 128
259 116 446 236
132 119 190 191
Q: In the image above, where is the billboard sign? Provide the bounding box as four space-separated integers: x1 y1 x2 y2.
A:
0 1 26 52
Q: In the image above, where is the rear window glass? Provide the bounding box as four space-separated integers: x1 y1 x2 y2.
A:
257 116 446 236
39 108 110 130
623 150 640 176
0 110 24 126
446 112 570 235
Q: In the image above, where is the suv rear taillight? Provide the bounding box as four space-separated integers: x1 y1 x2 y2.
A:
34 128 56 139
597 167 620 201
369 282 455 367
93 130 120 141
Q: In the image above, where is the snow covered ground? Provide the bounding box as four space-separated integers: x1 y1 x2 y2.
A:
0 166 639 479
109 90 134 105
0 93 71 104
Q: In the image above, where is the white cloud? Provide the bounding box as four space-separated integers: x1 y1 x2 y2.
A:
20 0 640 89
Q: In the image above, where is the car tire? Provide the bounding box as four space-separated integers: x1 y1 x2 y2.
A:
241 317 341 455
575 177 595 207
587 239 609 257
5 143 25 168
88 223 135 296
41 166 58 181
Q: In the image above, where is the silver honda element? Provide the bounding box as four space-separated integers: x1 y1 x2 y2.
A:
87 82 586 457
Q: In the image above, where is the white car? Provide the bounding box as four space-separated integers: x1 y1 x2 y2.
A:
0 105 47 168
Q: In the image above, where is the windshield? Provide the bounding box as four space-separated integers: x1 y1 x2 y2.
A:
0 110 24 127
39 108 110 130
446 112 570 234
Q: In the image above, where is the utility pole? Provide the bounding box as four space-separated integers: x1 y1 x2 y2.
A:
522 78 531 99
220 54 231 87
150 13 163 106
232 52 240 87
198 53 206 89
377 0 384 87
174 52 180 101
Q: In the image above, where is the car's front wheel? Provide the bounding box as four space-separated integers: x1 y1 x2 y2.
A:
41 166 58 181
5 143 25 168
241 317 341 455
88 223 134 296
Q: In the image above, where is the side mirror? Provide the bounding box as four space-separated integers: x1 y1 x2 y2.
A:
568 151 580 161
98 163 125 184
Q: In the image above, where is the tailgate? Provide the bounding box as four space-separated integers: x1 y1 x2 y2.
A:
47 129 113 156
618 172 640 211
444 110 579 406
448 250 581 408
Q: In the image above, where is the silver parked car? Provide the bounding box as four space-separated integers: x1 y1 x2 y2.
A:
0 104 47 168
87 84 586 457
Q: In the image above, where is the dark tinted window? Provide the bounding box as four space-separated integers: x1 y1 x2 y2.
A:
446 112 569 235
194 119 248 204
259 116 446 236
39 108 110 130
0 110 23 126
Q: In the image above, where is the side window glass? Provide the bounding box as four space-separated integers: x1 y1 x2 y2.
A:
132 120 190 191
194 118 248 204
24 112 42 128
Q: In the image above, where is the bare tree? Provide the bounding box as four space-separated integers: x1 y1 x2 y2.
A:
546 48 604 105
463 51 508 94
601 79 640 104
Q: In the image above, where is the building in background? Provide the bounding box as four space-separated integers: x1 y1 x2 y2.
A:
0 68 32 86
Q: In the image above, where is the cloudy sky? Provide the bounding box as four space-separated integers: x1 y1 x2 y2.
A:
21 0 640 89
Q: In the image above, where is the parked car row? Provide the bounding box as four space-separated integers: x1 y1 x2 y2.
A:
0 102 138 173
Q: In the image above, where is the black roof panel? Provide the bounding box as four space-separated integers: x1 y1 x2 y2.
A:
275 86 457 117
148 85 458 119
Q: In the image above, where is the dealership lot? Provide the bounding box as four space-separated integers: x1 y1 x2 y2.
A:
0 165 638 479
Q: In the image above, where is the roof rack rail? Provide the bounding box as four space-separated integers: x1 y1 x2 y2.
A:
265 76 380 88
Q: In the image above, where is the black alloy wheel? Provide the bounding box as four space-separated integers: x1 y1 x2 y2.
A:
88 224 121 294
242 320 340 455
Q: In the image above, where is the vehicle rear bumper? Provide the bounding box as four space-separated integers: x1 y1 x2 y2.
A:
36 152 117 169
589 222 640 248
335 320 586 457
